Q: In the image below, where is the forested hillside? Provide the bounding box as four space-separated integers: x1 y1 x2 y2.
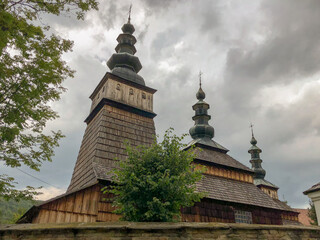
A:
0 199 39 223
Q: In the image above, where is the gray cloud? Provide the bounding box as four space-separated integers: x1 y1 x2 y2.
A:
222 0 320 108
137 24 149 43
96 0 119 30
140 0 182 12
151 28 185 59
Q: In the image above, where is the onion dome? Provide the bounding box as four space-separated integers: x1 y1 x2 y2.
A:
189 84 214 140
196 87 206 101
186 74 228 153
107 16 145 85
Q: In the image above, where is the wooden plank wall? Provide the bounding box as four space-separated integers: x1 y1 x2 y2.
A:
97 191 121 222
195 164 254 183
32 184 100 223
182 200 286 225
251 209 282 225
259 186 279 200
31 183 294 225
181 201 235 223
281 212 299 222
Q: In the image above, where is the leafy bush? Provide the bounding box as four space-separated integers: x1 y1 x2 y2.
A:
104 129 205 222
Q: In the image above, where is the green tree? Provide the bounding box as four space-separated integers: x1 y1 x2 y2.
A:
308 200 318 225
0 197 36 223
0 0 98 200
104 129 205 222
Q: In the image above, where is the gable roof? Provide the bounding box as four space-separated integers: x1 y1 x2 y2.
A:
304 182 320 195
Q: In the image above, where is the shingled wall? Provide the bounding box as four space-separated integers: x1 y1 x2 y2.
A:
1 222 320 240
67 104 156 192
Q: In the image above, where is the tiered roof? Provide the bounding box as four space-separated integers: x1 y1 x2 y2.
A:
248 132 279 189
107 16 145 85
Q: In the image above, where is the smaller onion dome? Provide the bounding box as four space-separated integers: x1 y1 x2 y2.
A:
196 87 206 101
248 129 266 180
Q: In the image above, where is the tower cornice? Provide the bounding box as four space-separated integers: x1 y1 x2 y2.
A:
84 98 157 124
90 72 156 100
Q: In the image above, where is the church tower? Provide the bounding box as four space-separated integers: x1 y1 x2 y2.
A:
248 130 279 199
19 16 157 224
67 16 156 193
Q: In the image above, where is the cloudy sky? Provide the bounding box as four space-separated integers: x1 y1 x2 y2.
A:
5 0 320 208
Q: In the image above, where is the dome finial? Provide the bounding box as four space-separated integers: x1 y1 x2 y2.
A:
249 122 257 145
199 70 203 88
128 4 132 23
196 71 205 100
250 122 254 137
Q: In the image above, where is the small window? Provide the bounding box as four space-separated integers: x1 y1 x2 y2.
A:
116 84 121 90
129 88 134 95
102 86 105 92
142 92 146 99
97 93 100 99
235 210 252 224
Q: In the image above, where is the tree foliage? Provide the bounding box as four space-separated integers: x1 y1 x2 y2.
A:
0 197 38 223
104 129 205 222
308 200 318 226
0 0 98 200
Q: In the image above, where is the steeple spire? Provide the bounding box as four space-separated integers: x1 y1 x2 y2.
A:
128 4 132 23
250 122 254 137
248 127 266 180
107 7 145 85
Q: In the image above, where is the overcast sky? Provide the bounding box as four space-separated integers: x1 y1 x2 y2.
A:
5 0 320 208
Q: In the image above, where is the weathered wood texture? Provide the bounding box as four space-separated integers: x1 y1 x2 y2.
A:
90 77 154 113
259 185 279 199
282 212 299 222
195 163 254 183
97 190 120 222
181 199 299 225
31 184 298 225
32 185 101 224
67 104 155 192
32 184 122 224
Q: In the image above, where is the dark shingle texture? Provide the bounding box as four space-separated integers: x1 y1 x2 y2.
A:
67 104 155 193
197 174 290 211
273 199 298 212
194 148 253 173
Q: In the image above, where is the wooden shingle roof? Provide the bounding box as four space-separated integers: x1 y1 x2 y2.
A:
194 147 253 173
197 174 292 211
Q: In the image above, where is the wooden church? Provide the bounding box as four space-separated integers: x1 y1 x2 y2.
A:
18 17 299 225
